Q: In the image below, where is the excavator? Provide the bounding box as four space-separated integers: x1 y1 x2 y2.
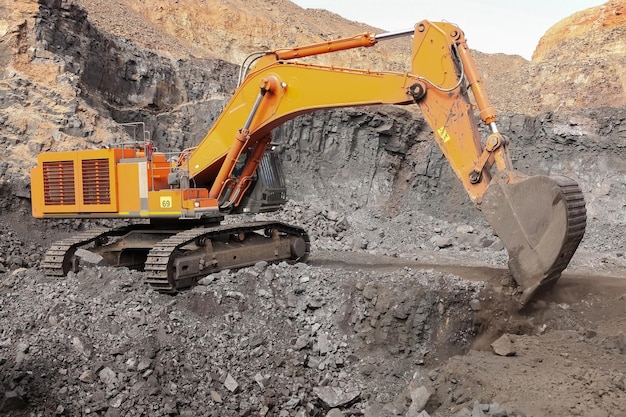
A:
30 21 586 305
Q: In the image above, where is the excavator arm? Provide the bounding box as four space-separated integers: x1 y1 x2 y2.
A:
184 20 586 304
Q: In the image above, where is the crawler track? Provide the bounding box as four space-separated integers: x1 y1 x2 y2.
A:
144 221 310 293
42 227 110 277
42 221 310 293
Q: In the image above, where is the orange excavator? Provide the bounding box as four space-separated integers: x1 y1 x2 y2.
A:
30 21 586 304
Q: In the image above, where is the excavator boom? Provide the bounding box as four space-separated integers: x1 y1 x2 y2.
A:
30 21 586 304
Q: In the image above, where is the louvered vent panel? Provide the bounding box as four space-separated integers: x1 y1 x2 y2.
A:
259 153 286 188
42 160 76 205
82 158 111 205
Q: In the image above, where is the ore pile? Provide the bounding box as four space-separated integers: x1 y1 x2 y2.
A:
0 248 496 416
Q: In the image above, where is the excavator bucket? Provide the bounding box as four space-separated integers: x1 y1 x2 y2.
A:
480 175 587 305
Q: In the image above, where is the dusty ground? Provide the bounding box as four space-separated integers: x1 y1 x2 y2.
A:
315 250 626 416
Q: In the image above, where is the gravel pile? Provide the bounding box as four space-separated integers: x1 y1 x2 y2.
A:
1 251 487 416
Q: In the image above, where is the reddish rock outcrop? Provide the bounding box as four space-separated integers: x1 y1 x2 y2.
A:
529 0 626 111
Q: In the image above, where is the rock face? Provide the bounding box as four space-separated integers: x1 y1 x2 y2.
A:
530 0 626 110
274 106 626 242
36 0 238 152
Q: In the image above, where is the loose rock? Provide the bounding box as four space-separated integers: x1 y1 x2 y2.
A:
491 334 517 357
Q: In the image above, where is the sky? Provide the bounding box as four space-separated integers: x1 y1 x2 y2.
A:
290 0 606 60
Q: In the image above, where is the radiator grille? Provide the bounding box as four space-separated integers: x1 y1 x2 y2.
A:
81 158 111 205
43 160 76 205
258 152 286 188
